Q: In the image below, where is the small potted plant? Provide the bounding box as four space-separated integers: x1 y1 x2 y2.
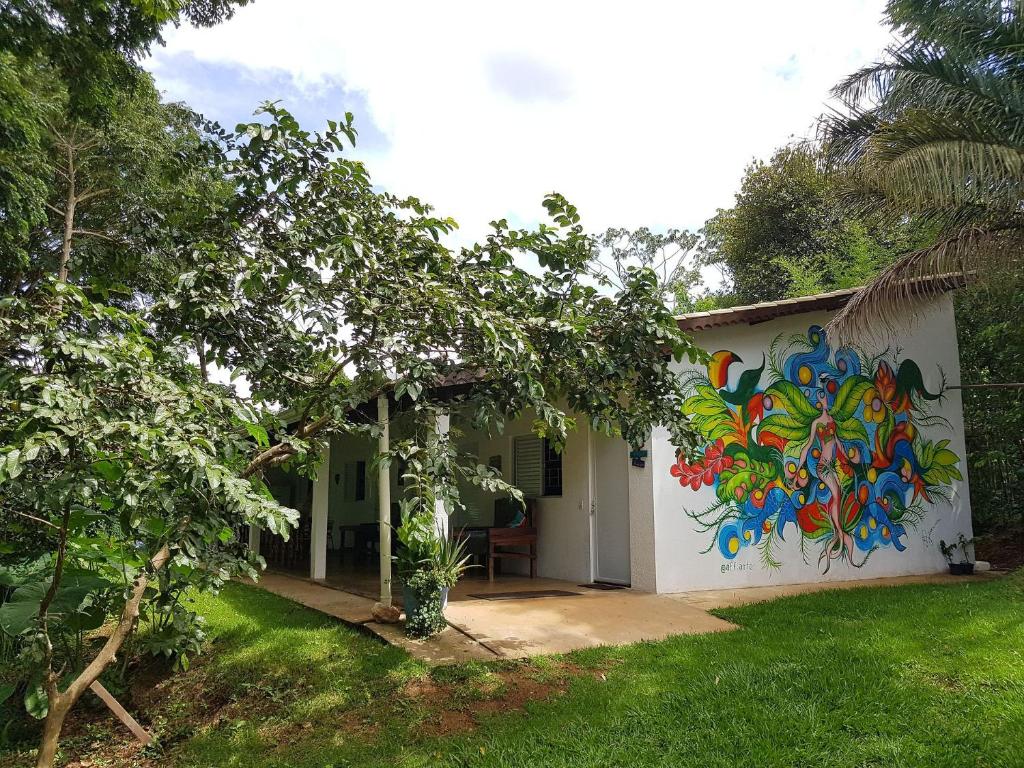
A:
402 535 473 638
393 503 473 638
940 533 975 575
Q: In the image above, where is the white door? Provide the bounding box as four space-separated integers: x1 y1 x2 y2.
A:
592 433 631 585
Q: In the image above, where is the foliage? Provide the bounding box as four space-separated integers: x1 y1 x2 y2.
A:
0 0 251 116
819 0 1024 342
0 58 230 302
432 535 474 589
0 282 293 753
1 89 703 767
939 533 974 565
1 3 704 759
700 144 931 305
673 325 960 572
594 227 704 310
4 577 1022 767
955 278 1024 534
393 505 441 581
403 570 448 639
391 430 474 638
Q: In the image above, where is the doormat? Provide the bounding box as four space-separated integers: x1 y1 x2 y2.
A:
578 583 627 591
468 590 581 601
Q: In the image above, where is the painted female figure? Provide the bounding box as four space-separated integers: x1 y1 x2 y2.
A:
785 374 861 570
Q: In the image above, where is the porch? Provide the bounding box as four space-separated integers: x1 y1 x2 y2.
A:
248 398 649 608
251 570 736 664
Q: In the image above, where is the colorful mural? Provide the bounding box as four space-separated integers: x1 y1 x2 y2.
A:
672 325 962 572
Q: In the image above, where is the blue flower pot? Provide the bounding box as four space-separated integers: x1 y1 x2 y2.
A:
402 585 449 615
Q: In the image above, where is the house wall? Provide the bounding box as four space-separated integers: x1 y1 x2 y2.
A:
651 294 973 593
451 410 594 583
316 408 597 583
323 411 415 548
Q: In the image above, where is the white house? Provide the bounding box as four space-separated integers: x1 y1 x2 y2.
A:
254 286 973 597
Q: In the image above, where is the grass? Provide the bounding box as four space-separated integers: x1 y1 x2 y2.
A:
3 573 1023 767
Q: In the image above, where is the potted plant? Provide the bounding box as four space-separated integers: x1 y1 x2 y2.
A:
402 536 473 638
393 503 474 638
940 534 975 575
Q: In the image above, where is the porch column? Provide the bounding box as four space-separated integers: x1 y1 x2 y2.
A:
377 394 392 606
433 410 450 538
310 439 331 581
247 523 261 556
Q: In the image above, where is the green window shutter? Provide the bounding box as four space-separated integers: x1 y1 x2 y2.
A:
514 436 543 498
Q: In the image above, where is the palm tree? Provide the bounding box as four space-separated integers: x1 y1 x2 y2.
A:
819 0 1024 343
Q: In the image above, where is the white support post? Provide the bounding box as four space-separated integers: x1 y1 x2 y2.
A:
310 440 331 581
433 410 450 539
377 394 392 606
247 523 261 557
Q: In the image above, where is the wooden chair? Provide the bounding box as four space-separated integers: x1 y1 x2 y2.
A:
487 499 537 580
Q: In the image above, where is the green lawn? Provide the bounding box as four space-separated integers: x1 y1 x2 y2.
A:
5 573 1024 768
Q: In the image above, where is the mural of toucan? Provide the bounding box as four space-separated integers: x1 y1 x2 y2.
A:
706 350 781 468
707 350 765 406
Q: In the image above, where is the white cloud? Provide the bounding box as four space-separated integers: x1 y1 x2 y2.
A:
151 0 894 242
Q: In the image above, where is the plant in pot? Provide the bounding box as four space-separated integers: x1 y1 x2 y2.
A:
393 496 474 638
940 534 975 575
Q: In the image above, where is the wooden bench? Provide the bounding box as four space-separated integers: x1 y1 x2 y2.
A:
487 526 537 580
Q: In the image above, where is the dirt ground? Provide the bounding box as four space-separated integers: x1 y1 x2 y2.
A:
975 528 1024 571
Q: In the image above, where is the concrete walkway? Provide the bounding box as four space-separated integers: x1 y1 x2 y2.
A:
248 571 982 665
249 573 734 663
668 572 987 611
443 587 734 657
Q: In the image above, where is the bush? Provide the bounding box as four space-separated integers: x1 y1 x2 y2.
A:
404 570 447 639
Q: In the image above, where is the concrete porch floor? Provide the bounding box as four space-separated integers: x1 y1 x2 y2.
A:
249 569 983 665
252 571 736 663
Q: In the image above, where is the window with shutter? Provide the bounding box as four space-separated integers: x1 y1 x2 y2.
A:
513 436 543 498
514 436 563 498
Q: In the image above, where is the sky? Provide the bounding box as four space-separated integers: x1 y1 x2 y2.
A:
148 0 895 245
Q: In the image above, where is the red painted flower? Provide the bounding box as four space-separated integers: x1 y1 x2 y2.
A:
875 360 912 413
671 439 734 490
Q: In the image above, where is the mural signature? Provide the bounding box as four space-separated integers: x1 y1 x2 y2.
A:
672 326 961 572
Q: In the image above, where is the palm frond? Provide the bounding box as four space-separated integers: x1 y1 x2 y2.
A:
886 0 1024 65
864 138 1024 213
826 226 1024 345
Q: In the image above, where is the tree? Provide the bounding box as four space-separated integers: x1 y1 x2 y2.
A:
699 144 928 305
819 0 1024 343
0 59 230 302
0 283 293 767
594 227 702 311
954 278 1024 535
2 102 706 765
0 0 251 115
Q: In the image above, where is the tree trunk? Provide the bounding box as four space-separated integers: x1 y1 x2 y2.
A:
196 336 209 381
58 143 76 284
34 696 72 768
33 545 170 768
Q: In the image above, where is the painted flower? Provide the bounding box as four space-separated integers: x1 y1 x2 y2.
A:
671 439 734 490
861 386 887 423
874 360 913 413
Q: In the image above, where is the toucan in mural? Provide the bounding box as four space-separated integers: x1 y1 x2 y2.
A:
672 325 962 572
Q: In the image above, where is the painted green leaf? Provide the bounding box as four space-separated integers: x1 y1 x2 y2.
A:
765 380 819 420
836 417 869 446
684 394 727 418
923 447 963 484
831 375 873 422
759 413 812 442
